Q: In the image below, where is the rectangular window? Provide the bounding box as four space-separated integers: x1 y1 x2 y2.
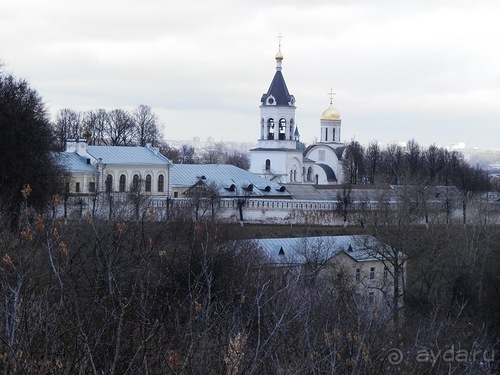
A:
65 182 70 193
370 267 375 279
318 150 325 161
75 182 80 193
89 182 96 192
355 268 361 282
384 266 388 279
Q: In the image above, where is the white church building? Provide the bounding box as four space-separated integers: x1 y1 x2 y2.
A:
249 45 346 185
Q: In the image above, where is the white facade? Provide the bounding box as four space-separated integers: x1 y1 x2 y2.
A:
250 47 346 185
61 138 172 197
250 46 304 184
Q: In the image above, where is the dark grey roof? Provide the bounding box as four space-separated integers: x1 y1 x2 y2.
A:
304 143 345 158
260 70 295 106
334 146 346 159
316 163 337 182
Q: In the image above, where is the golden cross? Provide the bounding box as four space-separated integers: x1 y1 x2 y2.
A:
327 88 336 104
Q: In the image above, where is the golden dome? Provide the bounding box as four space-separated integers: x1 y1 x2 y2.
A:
321 104 341 120
275 48 283 61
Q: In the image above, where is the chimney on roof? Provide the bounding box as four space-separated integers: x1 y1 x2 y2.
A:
76 138 88 155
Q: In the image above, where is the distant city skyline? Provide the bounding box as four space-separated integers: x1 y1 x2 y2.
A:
2 0 499 149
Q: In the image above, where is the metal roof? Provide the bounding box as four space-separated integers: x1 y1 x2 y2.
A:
172 164 291 198
316 163 337 182
260 70 295 106
250 235 386 264
87 146 171 166
57 152 97 173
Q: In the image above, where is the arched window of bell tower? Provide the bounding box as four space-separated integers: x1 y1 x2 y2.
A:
289 118 294 140
265 159 271 171
267 119 275 140
278 118 286 140
261 118 264 140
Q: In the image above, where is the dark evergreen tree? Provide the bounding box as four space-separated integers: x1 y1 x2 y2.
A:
0 69 62 228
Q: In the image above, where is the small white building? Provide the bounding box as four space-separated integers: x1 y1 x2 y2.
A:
60 138 172 196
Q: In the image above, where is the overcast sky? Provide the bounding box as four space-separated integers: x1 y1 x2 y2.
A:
2 0 499 149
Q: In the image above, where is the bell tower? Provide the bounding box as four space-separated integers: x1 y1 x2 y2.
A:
250 36 304 183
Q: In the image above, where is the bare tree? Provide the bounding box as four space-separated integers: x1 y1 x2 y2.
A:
365 141 382 185
342 140 365 184
336 183 353 225
159 143 181 163
83 109 108 145
179 144 196 164
132 104 162 147
226 153 250 170
454 162 490 224
381 143 405 185
103 109 134 146
184 180 221 222
53 108 82 150
423 144 446 184
404 138 423 180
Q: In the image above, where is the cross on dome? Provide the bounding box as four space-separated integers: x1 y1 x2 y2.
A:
277 32 283 49
327 88 336 105
275 33 284 63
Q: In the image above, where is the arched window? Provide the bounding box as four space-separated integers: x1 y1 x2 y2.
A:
278 118 286 140
158 174 164 192
333 128 336 141
307 167 313 181
119 174 126 192
267 119 275 140
265 159 271 171
325 128 328 141
145 174 152 192
105 174 113 193
132 174 140 191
